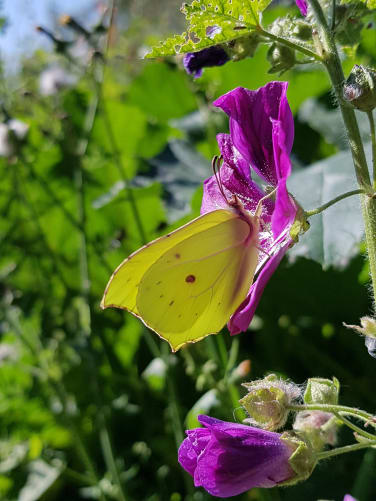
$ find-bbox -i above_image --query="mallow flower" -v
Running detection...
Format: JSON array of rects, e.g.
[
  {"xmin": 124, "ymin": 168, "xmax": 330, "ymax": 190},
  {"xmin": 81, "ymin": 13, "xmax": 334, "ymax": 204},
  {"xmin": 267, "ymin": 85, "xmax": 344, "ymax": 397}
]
[
  {"xmin": 201, "ymin": 82, "xmax": 298, "ymax": 334},
  {"xmin": 183, "ymin": 46, "xmax": 230, "ymax": 78},
  {"xmin": 178, "ymin": 414, "xmax": 315, "ymax": 498}
]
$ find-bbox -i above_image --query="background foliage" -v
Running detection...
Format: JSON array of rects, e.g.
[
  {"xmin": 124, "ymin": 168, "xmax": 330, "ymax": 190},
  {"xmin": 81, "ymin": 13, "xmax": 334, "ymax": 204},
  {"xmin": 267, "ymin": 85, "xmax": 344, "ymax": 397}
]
[{"xmin": 1, "ymin": 1, "xmax": 376, "ymax": 500}]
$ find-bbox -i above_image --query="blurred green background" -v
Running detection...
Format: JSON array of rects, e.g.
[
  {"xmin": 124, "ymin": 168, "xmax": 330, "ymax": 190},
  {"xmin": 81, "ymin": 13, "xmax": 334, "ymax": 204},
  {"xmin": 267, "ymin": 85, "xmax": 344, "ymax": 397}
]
[{"xmin": 0, "ymin": 1, "xmax": 376, "ymax": 500}]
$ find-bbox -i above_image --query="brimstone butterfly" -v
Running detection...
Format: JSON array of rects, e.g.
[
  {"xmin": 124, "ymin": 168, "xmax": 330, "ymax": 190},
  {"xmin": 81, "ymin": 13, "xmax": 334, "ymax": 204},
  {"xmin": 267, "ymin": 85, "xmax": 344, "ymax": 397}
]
[{"xmin": 101, "ymin": 196, "xmax": 261, "ymax": 352}]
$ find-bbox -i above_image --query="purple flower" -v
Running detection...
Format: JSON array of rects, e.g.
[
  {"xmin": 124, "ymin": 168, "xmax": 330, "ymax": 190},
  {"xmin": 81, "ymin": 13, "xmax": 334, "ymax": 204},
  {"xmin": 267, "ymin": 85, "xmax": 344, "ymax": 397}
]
[
  {"xmin": 178, "ymin": 415, "xmax": 295, "ymax": 497},
  {"xmin": 344, "ymin": 496, "xmax": 358, "ymax": 501},
  {"xmin": 296, "ymin": 0, "xmax": 308, "ymax": 16},
  {"xmin": 201, "ymin": 83, "xmax": 297, "ymax": 334},
  {"xmin": 183, "ymin": 46, "xmax": 230, "ymax": 78}
]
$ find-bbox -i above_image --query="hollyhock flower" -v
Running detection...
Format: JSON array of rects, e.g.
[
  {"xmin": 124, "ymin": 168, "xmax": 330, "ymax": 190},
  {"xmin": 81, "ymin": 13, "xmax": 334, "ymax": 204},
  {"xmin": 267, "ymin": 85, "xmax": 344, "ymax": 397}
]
[
  {"xmin": 183, "ymin": 46, "xmax": 230, "ymax": 78},
  {"xmin": 202, "ymin": 82, "xmax": 297, "ymax": 334},
  {"xmin": 296, "ymin": 0, "xmax": 308, "ymax": 16},
  {"xmin": 178, "ymin": 415, "xmax": 295, "ymax": 497}
]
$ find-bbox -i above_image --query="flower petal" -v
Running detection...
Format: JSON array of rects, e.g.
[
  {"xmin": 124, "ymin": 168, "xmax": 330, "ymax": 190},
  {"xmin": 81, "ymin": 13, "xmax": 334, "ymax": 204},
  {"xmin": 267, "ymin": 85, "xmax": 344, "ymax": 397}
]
[
  {"xmin": 296, "ymin": 0, "xmax": 308, "ymax": 16},
  {"xmin": 228, "ymin": 239, "xmax": 292, "ymax": 334},
  {"xmin": 213, "ymin": 83, "xmax": 294, "ymax": 186},
  {"xmin": 183, "ymin": 46, "xmax": 230, "ymax": 78},
  {"xmin": 194, "ymin": 415, "xmax": 294, "ymax": 497}
]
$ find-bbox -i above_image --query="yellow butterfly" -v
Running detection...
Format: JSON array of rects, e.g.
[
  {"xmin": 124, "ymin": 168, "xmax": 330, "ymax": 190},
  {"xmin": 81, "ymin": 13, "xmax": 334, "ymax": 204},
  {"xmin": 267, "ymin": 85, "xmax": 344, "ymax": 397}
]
[{"xmin": 101, "ymin": 196, "xmax": 261, "ymax": 352}]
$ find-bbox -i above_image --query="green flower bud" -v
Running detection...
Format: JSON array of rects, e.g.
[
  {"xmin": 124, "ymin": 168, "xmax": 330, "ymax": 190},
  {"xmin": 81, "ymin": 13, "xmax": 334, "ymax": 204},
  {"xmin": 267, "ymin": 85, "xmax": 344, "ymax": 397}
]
[
  {"xmin": 227, "ymin": 33, "xmax": 261, "ymax": 62},
  {"xmin": 304, "ymin": 377, "xmax": 340, "ymax": 405},
  {"xmin": 240, "ymin": 374, "xmax": 300, "ymax": 431},
  {"xmin": 267, "ymin": 43, "xmax": 296, "ymax": 75},
  {"xmin": 343, "ymin": 65, "xmax": 376, "ymax": 112},
  {"xmin": 293, "ymin": 411, "xmax": 337, "ymax": 451},
  {"xmin": 280, "ymin": 432, "xmax": 317, "ymax": 486}
]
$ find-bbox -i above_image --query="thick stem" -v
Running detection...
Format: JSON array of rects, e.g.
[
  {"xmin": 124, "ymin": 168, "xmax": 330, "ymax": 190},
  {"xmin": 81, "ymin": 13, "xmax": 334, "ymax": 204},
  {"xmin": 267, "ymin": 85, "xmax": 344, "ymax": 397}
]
[
  {"xmin": 367, "ymin": 111, "xmax": 376, "ymax": 188},
  {"xmin": 307, "ymin": 0, "xmax": 376, "ymax": 306}
]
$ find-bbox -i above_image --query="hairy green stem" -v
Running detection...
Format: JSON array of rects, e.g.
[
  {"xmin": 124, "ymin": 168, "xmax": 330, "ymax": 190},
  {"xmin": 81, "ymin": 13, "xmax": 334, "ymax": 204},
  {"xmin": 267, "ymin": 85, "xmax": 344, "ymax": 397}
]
[
  {"xmin": 307, "ymin": 0, "xmax": 376, "ymax": 306},
  {"xmin": 333, "ymin": 411, "xmax": 376, "ymax": 441},
  {"xmin": 288, "ymin": 403, "xmax": 376, "ymax": 426},
  {"xmin": 257, "ymin": 27, "xmax": 322, "ymax": 61},
  {"xmin": 305, "ymin": 189, "xmax": 365, "ymax": 217},
  {"xmin": 367, "ymin": 111, "xmax": 376, "ymax": 188},
  {"xmin": 317, "ymin": 440, "xmax": 376, "ymax": 461}
]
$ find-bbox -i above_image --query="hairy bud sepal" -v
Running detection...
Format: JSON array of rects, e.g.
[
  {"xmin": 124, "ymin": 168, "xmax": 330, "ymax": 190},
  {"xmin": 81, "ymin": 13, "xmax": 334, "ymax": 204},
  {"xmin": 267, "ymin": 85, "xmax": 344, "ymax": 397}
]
[
  {"xmin": 304, "ymin": 377, "xmax": 340, "ymax": 405},
  {"xmin": 240, "ymin": 374, "xmax": 300, "ymax": 431},
  {"xmin": 279, "ymin": 432, "xmax": 317, "ymax": 486}
]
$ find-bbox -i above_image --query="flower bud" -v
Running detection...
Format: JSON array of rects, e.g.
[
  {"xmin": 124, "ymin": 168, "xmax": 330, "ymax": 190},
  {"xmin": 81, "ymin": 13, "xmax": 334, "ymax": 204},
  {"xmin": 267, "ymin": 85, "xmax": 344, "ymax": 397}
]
[
  {"xmin": 343, "ymin": 65, "xmax": 376, "ymax": 112},
  {"xmin": 228, "ymin": 33, "xmax": 261, "ymax": 62},
  {"xmin": 183, "ymin": 46, "xmax": 229, "ymax": 78},
  {"xmin": 240, "ymin": 374, "xmax": 300, "ymax": 431},
  {"xmin": 279, "ymin": 432, "xmax": 317, "ymax": 486},
  {"xmin": 344, "ymin": 316, "xmax": 376, "ymax": 358},
  {"xmin": 267, "ymin": 43, "xmax": 296, "ymax": 75},
  {"xmin": 293, "ymin": 411, "xmax": 337, "ymax": 450},
  {"xmin": 304, "ymin": 377, "xmax": 339, "ymax": 405}
]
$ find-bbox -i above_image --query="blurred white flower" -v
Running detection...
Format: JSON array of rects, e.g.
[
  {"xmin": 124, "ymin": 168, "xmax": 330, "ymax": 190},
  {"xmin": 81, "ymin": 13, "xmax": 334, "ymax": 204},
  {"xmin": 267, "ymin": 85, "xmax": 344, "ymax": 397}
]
[{"xmin": 39, "ymin": 66, "xmax": 77, "ymax": 96}]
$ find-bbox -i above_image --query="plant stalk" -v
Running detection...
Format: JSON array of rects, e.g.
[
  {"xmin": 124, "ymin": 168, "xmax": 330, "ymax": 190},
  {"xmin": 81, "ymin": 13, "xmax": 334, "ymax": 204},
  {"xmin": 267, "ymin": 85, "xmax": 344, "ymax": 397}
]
[{"xmin": 308, "ymin": 0, "xmax": 376, "ymax": 306}]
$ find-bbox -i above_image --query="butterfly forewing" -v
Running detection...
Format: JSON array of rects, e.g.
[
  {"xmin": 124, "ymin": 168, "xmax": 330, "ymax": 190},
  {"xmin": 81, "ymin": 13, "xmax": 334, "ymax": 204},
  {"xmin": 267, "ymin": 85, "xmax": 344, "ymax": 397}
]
[{"xmin": 101, "ymin": 209, "xmax": 238, "ymax": 313}]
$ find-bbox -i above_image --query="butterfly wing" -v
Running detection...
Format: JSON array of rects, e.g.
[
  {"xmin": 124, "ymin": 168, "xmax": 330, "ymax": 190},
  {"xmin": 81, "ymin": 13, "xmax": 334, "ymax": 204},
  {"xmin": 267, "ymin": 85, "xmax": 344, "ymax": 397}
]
[
  {"xmin": 101, "ymin": 209, "xmax": 241, "ymax": 314},
  {"xmin": 101, "ymin": 209, "xmax": 259, "ymax": 351}
]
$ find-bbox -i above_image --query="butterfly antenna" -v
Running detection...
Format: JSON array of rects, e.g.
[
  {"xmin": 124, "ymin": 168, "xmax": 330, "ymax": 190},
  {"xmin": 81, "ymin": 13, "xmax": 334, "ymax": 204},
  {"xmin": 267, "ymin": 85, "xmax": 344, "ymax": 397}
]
[
  {"xmin": 255, "ymin": 187, "xmax": 278, "ymax": 218},
  {"xmin": 212, "ymin": 155, "xmax": 229, "ymax": 204}
]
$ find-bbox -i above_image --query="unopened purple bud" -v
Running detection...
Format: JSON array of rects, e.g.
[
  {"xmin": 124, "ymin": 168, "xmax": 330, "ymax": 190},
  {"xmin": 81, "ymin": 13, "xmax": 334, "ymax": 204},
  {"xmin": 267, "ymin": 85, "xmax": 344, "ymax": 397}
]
[
  {"xmin": 183, "ymin": 46, "xmax": 230, "ymax": 78},
  {"xmin": 343, "ymin": 65, "xmax": 376, "ymax": 112},
  {"xmin": 293, "ymin": 411, "xmax": 337, "ymax": 450}
]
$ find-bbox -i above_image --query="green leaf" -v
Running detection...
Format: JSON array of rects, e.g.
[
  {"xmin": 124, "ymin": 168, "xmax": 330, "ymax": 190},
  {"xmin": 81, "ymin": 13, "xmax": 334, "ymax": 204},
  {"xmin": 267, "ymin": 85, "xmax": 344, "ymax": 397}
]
[
  {"xmin": 147, "ymin": 0, "xmax": 270, "ymax": 57},
  {"xmin": 287, "ymin": 144, "xmax": 372, "ymax": 269}
]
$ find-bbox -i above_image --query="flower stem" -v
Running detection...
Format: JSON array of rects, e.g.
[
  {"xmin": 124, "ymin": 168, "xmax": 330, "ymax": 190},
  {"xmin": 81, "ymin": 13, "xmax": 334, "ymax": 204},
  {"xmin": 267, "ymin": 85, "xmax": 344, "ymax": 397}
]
[
  {"xmin": 367, "ymin": 110, "xmax": 376, "ymax": 188},
  {"xmin": 333, "ymin": 411, "xmax": 376, "ymax": 441},
  {"xmin": 307, "ymin": 0, "xmax": 376, "ymax": 306},
  {"xmin": 287, "ymin": 403, "xmax": 376, "ymax": 426},
  {"xmin": 316, "ymin": 440, "xmax": 376, "ymax": 461},
  {"xmin": 257, "ymin": 27, "xmax": 322, "ymax": 62},
  {"xmin": 305, "ymin": 189, "xmax": 365, "ymax": 217}
]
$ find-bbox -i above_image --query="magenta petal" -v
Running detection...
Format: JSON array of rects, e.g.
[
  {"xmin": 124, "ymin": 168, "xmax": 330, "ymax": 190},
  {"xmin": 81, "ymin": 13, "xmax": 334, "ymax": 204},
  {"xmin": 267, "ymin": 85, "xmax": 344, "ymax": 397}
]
[
  {"xmin": 178, "ymin": 415, "xmax": 294, "ymax": 498},
  {"xmin": 271, "ymin": 119, "xmax": 297, "ymax": 237},
  {"xmin": 213, "ymin": 83, "xmax": 293, "ymax": 186},
  {"xmin": 178, "ymin": 428, "xmax": 211, "ymax": 476},
  {"xmin": 343, "ymin": 496, "xmax": 357, "ymax": 501},
  {"xmin": 228, "ymin": 240, "xmax": 291, "ymax": 334},
  {"xmin": 296, "ymin": 0, "xmax": 308, "ymax": 16}
]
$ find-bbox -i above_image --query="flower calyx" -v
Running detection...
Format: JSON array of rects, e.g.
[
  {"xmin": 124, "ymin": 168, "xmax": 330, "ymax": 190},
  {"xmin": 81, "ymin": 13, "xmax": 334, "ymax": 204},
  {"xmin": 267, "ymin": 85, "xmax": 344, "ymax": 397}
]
[
  {"xmin": 240, "ymin": 374, "xmax": 300, "ymax": 431},
  {"xmin": 280, "ymin": 432, "xmax": 317, "ymax": 486}
]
